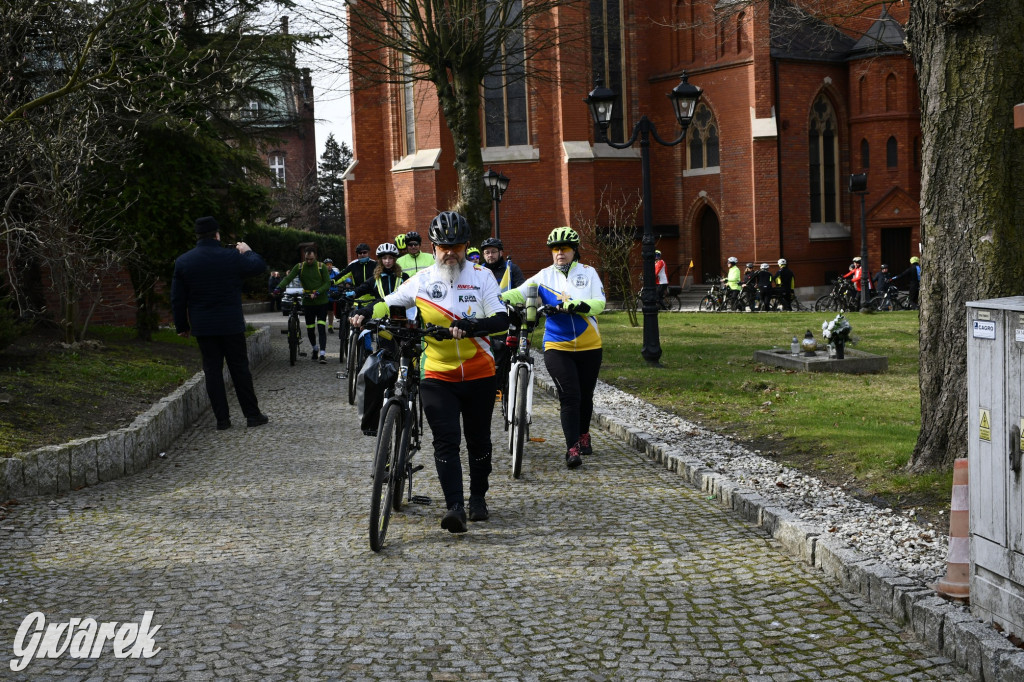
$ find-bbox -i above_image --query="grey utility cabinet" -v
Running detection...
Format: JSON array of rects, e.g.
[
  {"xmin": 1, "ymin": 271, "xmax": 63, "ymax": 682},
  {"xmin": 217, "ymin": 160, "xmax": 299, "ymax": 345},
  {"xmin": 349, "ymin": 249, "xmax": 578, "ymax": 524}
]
[{"xmin": 967, "ymin": 296, "xmax": 1024, "ymax": 637}]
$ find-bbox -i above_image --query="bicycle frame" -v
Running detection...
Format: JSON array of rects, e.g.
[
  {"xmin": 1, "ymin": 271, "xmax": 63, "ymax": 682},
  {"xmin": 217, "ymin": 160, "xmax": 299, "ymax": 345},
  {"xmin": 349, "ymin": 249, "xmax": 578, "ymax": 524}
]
[{"xmin": 504, "ymin": 320, "xmax": 536, "ymax": 432}]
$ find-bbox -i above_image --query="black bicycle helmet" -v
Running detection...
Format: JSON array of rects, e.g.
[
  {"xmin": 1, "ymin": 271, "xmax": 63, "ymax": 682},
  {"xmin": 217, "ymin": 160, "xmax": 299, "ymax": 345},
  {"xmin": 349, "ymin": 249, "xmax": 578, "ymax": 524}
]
[
  {"xmin": 428, "ymin": 212, "xmax": 470, "ymax": 246},
  {"xmin": 481, "ymin": 237, "xmax": 504, "ymax": 251},
  {"xmin": 405, "ymin": 230, "xmax": 422, "ymax": 244},
  {"xmin": 546, "ymin": 227, "xmax": 580, "ymax": 248}
]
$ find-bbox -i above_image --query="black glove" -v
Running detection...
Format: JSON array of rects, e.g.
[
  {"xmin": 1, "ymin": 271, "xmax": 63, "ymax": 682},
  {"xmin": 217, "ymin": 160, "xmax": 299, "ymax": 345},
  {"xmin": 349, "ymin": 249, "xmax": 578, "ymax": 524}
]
[
  {"xmin": 451, "ymin": 317, "xmax": 479, "ymax": 333},
  {"xmin": 565, "ymin": 300, "xmax": 590, "ymax": 314}
]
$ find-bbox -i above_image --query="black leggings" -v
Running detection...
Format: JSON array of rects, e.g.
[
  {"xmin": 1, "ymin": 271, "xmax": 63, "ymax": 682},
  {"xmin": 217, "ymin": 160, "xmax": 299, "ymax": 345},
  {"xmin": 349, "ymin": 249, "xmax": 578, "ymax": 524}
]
[
  {"xmin": 304, "ymin": 304, "xmax": 328, "ymax": 350},
  {"xmin": 420, "ymin": 375, "xmax": 496, "ymax": 509},
  {"xmin": 544, "ymin": 348, "xmax": 602, "ymax": 450}
]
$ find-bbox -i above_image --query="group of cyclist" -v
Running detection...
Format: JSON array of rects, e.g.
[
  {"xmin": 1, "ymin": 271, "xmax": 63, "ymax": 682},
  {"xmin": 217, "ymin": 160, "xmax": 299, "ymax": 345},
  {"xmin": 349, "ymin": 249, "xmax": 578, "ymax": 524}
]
[
  {"xmin": 326, "ymin": 214, "xmax": 606, "ymax": 535},
  {"xmin": 720, "ymin": 252, "xmax": 921, "ymax": 312},
  {"xmin": 838, "ymin": 255, "xmax": 922, "ymax": 309},
  {"xmin": 723, "ymin": 257, "xmax": 796, "ymax": 312}
]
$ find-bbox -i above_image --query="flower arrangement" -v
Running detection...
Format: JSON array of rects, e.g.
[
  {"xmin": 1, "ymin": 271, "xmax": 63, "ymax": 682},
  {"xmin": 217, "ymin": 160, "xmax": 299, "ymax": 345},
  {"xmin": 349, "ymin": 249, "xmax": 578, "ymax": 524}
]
[{"xmin": 821, "ymin": 314, "xmax": 852, "ymax": 346}]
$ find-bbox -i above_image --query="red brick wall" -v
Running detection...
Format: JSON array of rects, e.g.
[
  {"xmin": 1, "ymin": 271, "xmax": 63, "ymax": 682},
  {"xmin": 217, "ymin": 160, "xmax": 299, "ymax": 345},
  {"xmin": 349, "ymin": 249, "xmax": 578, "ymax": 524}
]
[{"xmin": 345, "ymin": 0, "xmax": 921, "ymax": 291}]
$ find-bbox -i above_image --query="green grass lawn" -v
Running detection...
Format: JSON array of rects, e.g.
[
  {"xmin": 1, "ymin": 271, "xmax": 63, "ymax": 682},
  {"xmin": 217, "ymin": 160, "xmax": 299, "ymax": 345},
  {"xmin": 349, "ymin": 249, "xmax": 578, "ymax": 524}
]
[{"xmin": 595, "ymin": 310, "xmax": 951, "ymax": 508}]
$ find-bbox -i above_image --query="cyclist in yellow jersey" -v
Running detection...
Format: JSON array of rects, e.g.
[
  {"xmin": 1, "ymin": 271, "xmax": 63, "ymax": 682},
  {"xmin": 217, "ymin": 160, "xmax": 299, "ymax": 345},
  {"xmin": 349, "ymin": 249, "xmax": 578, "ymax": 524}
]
[
  {"xmin": 501, "ymin": 227, "xmax": 605, "ymax": 469},
  {"xmin": 351, "ymin": 212, "xmax": 507, "ymax": 533}
]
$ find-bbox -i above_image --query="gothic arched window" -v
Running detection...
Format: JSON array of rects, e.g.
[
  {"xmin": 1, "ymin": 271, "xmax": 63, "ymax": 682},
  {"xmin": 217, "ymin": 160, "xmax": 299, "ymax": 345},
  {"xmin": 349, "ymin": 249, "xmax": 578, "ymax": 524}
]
[
  {"xmin": 808, "ymin": 95, "xmax": 839, "ymax": 224},
  {"xmin": 687, "ymin": 103, "xmax": 720, "ymax": 170}
]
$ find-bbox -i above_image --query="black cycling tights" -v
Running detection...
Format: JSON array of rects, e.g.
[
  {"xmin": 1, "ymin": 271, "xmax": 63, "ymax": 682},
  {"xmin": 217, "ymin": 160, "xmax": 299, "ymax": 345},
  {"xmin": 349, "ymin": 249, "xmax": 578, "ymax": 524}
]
[
  {"xmin": 544, "ymin": 348, "xmax": 603, "ymax": 450},
  {"xmin": 304, "ymin": 304, "xmax": 328, "ymax": 351},
  {"xmin": 420, "ymin": 375, "xmax": 496, "ymax": 509}
]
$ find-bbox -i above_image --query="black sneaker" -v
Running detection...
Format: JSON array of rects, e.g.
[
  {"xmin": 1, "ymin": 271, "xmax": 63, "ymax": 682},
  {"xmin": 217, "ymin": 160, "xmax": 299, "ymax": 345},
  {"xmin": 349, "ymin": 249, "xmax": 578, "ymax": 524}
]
[
  {"xmin": 247, "ymin": 413, "xmax": 269, "ymax": 428},
  {"xmin": 216, "ymin": 420, "xmax": 232, "ymax": 431},
  {"xmin": 441, "ymin": 504, "xmax": 468, "ymax": 533},
  {"xmin": 578, "ymin": 432, "xmax": 593, "ymax": 456},
  {"xmin": 566, "ymin": 444, "xmax": 583, "ymax": 469},
  {"xmin": 467, "ymin": 497, "xmax": 489, "ymax": 522}
]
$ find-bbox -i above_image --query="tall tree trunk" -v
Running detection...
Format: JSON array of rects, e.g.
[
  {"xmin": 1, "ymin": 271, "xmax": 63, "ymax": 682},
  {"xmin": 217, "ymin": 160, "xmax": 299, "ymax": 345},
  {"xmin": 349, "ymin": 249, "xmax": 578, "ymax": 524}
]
[
  {"xmin": 129, "ymin": 265, "xmax": 159, "ymax": 342},
  {"xmin": 435, "ymin": 69, "xmax": 493, "ymax": 245},
  {"xmin": 907, "ymin": 1, "xmax": 1024, "ymax": 471}
]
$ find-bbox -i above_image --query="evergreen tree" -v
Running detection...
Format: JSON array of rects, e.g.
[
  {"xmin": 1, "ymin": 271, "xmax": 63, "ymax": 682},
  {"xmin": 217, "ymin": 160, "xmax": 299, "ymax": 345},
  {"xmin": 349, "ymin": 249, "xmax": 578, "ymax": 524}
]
[{"xmin": 318, "ymin": 133, "xmax": 352, "ymax": 235}]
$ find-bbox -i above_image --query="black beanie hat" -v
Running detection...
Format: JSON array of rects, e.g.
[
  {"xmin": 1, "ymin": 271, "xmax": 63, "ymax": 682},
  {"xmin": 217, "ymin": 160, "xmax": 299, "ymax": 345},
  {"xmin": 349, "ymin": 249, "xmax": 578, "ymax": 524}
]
[{"xmin": 194, "ymin": 216, "xmax": 220, "ymax": 234}]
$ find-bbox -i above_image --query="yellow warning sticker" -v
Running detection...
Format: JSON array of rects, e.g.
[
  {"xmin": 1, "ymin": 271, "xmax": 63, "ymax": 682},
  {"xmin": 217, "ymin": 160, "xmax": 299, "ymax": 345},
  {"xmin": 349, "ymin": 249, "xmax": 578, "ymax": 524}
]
[{"xmin": 979, "ymin": 408, "xmax": 991, "ymax": 441}]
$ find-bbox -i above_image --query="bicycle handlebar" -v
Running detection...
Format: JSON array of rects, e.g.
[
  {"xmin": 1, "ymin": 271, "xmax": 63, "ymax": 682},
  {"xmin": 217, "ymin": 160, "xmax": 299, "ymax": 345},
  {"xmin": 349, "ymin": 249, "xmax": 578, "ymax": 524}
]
[{"xmin": 362, "ymin": 319, "xmax": 491, "ymax": 340}]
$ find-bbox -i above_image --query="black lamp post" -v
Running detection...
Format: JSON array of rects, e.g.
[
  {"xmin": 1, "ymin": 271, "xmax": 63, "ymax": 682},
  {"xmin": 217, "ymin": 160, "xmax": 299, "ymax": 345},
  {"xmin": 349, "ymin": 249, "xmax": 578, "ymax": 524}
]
[
  {"xmin": 483, "ymin": 168, "xmax": 510, "ymax": 240},
  {"xmin": 586, "ymin": 73, "xmax": 702, "ymax": 366},
  {"xmin": 849, "ymin": 173, "xmax": 869, "ymax": 310}
]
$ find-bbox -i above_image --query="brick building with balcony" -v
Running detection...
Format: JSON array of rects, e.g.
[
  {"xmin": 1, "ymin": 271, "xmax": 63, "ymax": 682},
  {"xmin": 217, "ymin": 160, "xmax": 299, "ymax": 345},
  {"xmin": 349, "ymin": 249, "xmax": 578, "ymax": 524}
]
[{"xmin": 343, "ymin": 1, "xmax": 920, "ymax": 291}]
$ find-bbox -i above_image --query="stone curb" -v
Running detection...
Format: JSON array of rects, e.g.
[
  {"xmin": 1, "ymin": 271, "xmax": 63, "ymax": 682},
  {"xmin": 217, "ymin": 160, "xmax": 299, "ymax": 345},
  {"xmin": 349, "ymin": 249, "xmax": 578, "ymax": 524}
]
[
  {"xmin": 0, "ymin": 326, "xmax": 272, "ymax": 501},
  {"xmin": 535, "ymin": 374, "xmax": 1024, "ymax": 682}
]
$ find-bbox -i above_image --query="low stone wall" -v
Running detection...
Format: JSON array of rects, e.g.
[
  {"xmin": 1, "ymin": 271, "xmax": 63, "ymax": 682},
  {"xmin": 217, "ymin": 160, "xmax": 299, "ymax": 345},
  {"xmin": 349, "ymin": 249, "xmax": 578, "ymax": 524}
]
[{"xmin": 0, "ymin": 326, "xmax": 271, "ymax": 501}]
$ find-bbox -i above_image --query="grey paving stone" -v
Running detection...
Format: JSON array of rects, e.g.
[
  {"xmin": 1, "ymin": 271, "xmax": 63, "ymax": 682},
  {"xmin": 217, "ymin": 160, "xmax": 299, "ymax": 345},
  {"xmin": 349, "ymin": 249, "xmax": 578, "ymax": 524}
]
[{"xmin": 0, "ymin": 313, "xmax": 985, "ymax": 680}]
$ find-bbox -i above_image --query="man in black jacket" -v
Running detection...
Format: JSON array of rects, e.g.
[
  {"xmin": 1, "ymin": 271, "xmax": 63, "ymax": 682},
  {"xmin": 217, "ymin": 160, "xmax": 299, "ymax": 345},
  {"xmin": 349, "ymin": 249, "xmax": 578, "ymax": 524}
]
[{"xmin": 171, "ymin": 216, "xmax": 269, "ymax": 430}]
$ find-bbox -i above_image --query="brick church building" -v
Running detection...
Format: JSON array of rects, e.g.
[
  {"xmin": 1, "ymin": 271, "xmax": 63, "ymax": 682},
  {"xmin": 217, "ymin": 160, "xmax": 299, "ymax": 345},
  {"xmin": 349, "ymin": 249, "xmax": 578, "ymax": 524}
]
[{"xmin": 344, "ymin": 0, "xmax": 920, "ymax": 290}]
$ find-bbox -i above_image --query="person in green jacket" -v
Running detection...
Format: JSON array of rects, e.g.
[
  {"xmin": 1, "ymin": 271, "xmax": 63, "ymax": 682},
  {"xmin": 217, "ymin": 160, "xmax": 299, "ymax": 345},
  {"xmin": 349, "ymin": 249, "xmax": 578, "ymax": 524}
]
[
  {"xmin": 723, "ymin": 256, "xmax": 742, "ymax": 310},
  {"xmin": 277, "ymin": 247, "xmax": 333, "ymax": 363},
  {"xmin": 396, "ymin": 231, "xmax": 435, "ymax": 276}
]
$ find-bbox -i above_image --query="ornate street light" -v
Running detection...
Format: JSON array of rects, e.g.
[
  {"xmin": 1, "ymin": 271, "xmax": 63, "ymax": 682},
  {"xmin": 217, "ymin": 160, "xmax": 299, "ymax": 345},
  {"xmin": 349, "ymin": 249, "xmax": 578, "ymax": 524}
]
[
  {"xmin": 483, "ymin": 168, "xmax": 511, "ymax": 240},
  {"xmin": 586, "ymin": 73, "xmax": 702, "ymax": 366}
]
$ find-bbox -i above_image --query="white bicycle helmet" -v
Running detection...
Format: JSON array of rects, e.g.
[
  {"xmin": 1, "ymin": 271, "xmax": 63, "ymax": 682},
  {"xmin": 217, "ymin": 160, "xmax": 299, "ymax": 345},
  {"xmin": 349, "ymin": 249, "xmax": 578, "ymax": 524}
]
[
  {"xmin": 760, "ymin": 263, "xmax": 770, "ymax": 270},
  {"xmin": 727, "ymin": 256, "xmax": 738, "ymax": 264},
  {"xmin": 777, "ymin": 258, "xmax": 787, "ymax": 266},
  {"xmin": 376, "ymin": 242, "xmax": 399, "ymax": 257}
]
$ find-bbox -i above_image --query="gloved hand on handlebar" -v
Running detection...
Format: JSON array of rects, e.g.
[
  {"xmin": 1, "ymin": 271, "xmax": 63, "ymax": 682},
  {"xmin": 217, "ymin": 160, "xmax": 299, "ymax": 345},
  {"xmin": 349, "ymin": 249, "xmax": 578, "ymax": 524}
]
[
  {"xmin": 451, "ymin": 318, "xmax": 478, "ymax": 333},
  {"xmin": 564, "ymin": 300, "xmax": 591, "ymax": 314},
  {"xmin": 272, "ymin": 288, "xmax": 282, "ymax": 297}
]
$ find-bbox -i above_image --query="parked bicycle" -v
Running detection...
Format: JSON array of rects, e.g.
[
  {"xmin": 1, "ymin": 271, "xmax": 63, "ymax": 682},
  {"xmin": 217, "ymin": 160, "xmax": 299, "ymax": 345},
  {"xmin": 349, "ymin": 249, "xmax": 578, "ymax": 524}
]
[
  {"xmin": 632, "ymin": 285, "xmax": 683, "ymax": 312},
  {"xmin": 765, "ymin": 291, "xmax": 809, "ymax": 312},
  {"xmin": 278, "ymin": 292, "xmax": 306, "ymax": 365},
  {"xmin": 698, "ymin": 275, "xmax": 729, "ymax": 311},
  {"xmin": 814, "ymin": 278, "xmax": 859, "ymax": 312},
  {"xmin": 872, "ymin": 284, "xmax": 908, "ymax": 311}
]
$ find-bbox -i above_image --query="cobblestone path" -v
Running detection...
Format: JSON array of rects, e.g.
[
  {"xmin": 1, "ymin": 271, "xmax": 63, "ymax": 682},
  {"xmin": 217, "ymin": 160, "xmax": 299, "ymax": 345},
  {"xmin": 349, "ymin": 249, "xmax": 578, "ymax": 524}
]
[{"xmin": 0, "ymin": 313, "xmax": 969, "ymax": 680}]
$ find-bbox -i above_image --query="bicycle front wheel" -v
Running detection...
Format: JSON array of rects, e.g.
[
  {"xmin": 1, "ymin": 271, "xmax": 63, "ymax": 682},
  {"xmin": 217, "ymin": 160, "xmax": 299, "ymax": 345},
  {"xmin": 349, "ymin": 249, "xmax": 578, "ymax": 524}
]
[
  {"xmin": 666, "ymin": 293, "xmax": 683, "ymax": 311},
  {"xmin": 337, "ymin": 315, "xmax": 350, "ymax": 364},
  {"xmin": 369, "ymin": 401, "xmax": 403, "ymax": 552},
  {"xmin": 698, "ymin": 295, "xmax": 716, "ymax": 312},
  {"xmin": 814, "ymin": 295, "xmax": 834, "ymax": 312},
  {"xmin": 510, "ymin": 365, "xmax": 530, "ymax": 479},
  {"xmin": 288, "ymin": 314, "xmax": 299, "ymax": 366},
  {"xmin": 347, "ymin": 332, "xmax": 361, "ymax": 405}
]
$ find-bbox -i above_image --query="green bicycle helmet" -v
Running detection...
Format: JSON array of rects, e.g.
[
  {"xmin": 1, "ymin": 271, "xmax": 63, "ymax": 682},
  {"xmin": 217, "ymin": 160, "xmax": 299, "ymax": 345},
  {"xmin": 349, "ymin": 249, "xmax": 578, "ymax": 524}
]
[{"xmin": 546, "ymin": 227, "xmax": 580, "ymax": 248}]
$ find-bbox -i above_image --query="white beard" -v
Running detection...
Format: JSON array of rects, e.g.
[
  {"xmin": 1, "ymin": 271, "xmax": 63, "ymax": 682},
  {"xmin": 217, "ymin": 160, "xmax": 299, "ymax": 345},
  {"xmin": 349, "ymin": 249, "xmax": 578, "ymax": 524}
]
[{"xmin": 437, "ymin": 258, "xmax": 464, "ymax": 282}]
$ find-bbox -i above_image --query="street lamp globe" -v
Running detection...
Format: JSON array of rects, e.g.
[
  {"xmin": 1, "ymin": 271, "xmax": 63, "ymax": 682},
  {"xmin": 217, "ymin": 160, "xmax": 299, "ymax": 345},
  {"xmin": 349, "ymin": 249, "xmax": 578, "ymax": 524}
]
[
  {"xmin": 585, "ymin": 79, "xmax": 617, "ymax": 133},
  {"xmin": 483, "ymin": 167, "xmax": 510, "ymax": 203},
  {"xmin": 668, "ymin": 73, "xmax": 702, "ymax": 128}
]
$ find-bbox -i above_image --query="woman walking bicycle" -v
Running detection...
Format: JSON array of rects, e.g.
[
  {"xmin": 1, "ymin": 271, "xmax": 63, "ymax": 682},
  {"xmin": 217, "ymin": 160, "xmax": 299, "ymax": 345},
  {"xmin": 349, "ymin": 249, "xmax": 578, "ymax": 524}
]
[{"xmin": 502, "ymin": 227, "xmax": 605, "ymax": 470}]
